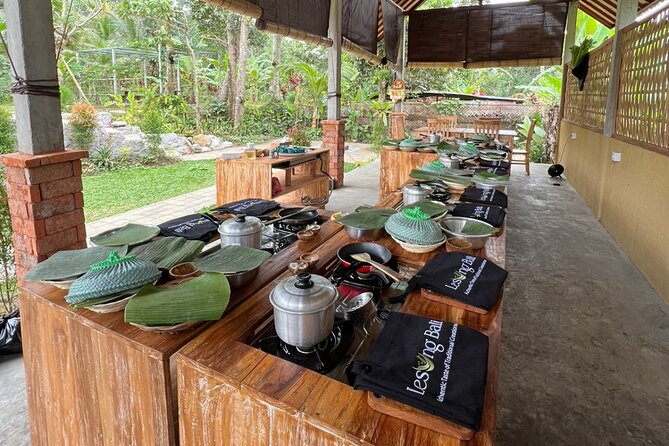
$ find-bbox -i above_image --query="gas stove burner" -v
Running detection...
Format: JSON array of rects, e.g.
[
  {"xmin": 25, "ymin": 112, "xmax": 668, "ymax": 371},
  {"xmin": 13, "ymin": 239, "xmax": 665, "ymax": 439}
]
[
  {"xmin": 255, "ymin": 320, "xmax": 355, "ymax": 374},
  {"xmin": 331, "ymin": 264, "xmax": 391, "ymax": 292},
  {"xmin": 275, "ymin": 221, "xmax": 309, "ymax": 233}
]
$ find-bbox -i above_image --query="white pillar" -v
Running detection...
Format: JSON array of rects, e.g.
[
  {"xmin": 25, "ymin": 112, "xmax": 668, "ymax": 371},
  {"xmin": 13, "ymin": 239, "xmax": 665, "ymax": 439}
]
[
  {"xmin": 327, "ymin": 0, "xmax": 342, "ymax": 120},
  {"xmin": 603, "ymin": 0, "xmax": 638, "ymax": 136},
  {"xmin": 562, "ymin": 1, "xmax": 579, "ymax": 64},
  {"xmin": 5, "ymin": 0, "xmax": 64, "ymax": 155},
  {"xmin": 393, "ymin": 17, "xmax": 406, "ymax": 113},
  {"xmin": 111, "ymin": 48, "xmax": 118, "ymax": 95}
]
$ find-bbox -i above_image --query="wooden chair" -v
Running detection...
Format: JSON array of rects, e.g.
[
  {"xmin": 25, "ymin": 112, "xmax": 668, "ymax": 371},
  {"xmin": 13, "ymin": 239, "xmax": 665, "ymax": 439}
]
[
  {"xmin": 426, "ymin": 119, "xmax": 440, "ymax": 134},
  {"xmin": 436, "ymin": 115, "xmax": 458, "ymax": 135},
  {"xmin": 508, "ymin": 119, "xmax": 534, "ymax": 175},
  {"xmin": 474, "ymin": 118, "xmax": 501, "ymax": 140}
]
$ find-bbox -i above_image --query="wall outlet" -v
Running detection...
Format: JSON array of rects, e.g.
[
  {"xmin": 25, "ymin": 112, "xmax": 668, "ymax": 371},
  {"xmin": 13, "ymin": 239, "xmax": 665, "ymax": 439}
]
[
  {"xmin": 612, "ymin": 152, "xmax": 622, "ymax": 162},
  {"xmin": 570, "ymin": 132, "xmax": 577, "ymax": 140}
]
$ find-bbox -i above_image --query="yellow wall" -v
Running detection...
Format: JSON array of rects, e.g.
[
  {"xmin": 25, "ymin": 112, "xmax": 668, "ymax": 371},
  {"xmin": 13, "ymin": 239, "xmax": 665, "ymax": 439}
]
[{"xmin": 559, "ymin": 122, "xmax": 669, "ymax": 303}]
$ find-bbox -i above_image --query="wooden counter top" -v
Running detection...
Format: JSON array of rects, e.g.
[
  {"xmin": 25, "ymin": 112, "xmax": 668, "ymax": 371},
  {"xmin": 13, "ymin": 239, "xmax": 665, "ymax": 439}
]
[
  {"xmin": 176, "ymin": 194, "xmax": 507, "ymax": 446},
  {"xmin": 18, "ymin": 212, "xmax": 345, "ymax": 446}
]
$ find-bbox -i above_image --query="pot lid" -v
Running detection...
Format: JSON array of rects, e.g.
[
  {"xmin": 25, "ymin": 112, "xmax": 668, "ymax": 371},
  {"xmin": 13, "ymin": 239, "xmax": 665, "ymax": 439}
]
[
  {"xmin": 218, "ymin": 214, "xmax": 264, "ymax": 236},
  {"xmin": 403, "ymin": 183, "xmax": 434, "ymax": 195},
  {"xmin": 269, "ymin": 273, "xmax": 337, "ymax": 314}
]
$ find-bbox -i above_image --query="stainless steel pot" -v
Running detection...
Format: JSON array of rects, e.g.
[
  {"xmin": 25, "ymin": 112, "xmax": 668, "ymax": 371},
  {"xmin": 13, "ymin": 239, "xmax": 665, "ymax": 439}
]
[
  {"xmin": 402, "ymin": 183, "xmax": 434, "ymax": 205},
  {"xmin": 269, "ymin": 273, "xmax": 338, "ymax": 348},
  {"xmin": 439, "ymin": 153, "xmax": 460, "ymax": 169},
  {"xmin": 218, "ymin": 214, "xmax": 263, "ymax": 249},
  {"xmin": 343, "ymin": 225, "xmax": 385, "ymax": 241},
  {"xmin": 340, "ymin": 292, "xmax": 377, "ymax": 326},
  {"xmin": 226, "ymin": 266, "xmax": 260, "ymax": 290},
  {"xmin": 427, "ymin": 133, "xmax": 441, "ymax": 144}
]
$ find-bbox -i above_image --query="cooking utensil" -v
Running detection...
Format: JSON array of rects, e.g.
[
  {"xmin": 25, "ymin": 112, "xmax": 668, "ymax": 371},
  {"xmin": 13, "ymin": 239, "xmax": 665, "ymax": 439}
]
[
  {"xmin": 350, "ymin": 253, "xmax": 402, "ymax": 282},
  {"xmin": 402, "ymin": 183, "xmax": 434, "ymax": 205},
  {"xmin": 265, "ymin": 206, "xmax": 318, "ymax": 226},
  {"xmin": 218, "ymin": 214, "xmax": 264, "ymax": 249},
  {"xmin": 339, "ymin": 292, "xmax": 377, "ymax": 326},
  {"xmin": 440, "ymin": 216, "xmax": 497, "ymax": 249},
  {"xmin": 269, "ymin": 273, "xmax": 338, "ymax": 348},
  {"xmin": 337, "ymin": 242, "xmax": 392, "ymax": 275},
  {"xmin": 226, "ymin": 267, "xmax": 260, "ymax": 289},
  {"xmin": 343, "ymin": 225, "xmax": 385, "ymax": 242},
  {"xmin": 426, "ymin": 133, "xmax": 441, "ymax": 144}
]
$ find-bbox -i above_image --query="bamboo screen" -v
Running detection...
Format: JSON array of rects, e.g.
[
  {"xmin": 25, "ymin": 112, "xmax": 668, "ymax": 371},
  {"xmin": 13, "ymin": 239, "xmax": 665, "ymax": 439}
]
[
  {"xmin": 563, "ymin": 39, "xmax": 613, "ymax": 131},
  {"xmin": 615, "ymin": 8, "xmax": 669, "ymax": 154}
]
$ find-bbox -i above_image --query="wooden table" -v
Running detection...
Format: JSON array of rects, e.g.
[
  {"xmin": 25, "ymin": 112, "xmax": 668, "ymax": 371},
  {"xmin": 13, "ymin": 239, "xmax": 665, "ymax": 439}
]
[
  {"xmin": 216, "ymin": 148, "xmax": 331, "ymax": 206},
  {"xmin": 379, "ymin": 149, "xmax": 438, "ymax": 201},
  {"xmin": 412, "ymin": 127, "xmax": 517, "ymax": 148},
  {"xmin": 19, "ymin": 216, "xmax": 343, "ymax": 446},
  {"xmin": 176, "ymin": 193, "xmax": 506, "ymax": 446}
]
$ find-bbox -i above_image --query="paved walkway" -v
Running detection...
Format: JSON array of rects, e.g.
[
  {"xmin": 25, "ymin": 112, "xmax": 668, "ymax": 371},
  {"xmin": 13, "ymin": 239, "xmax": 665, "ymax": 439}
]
[{"xmin": 3, "ymin": 163, "xmax": 667, "ymax": 445}]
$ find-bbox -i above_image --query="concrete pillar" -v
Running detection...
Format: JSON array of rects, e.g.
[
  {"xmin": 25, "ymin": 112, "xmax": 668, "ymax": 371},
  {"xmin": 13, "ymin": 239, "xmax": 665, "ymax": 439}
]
[
  {"xmin": 562, "ymin": 1, "xmax": 579, "ymax": 64},
  {"xmin": 603, "ymin": 0, "xmax": 638, "ymax": 136},
  {"xmin": 2, "ymin": 0, "xmax": 88, "ymax": 282},
  {"xmin": 5, "ymin": 0, "xmax": 64, "ymax": 155},
  {"xmin": 324, "ymin": 0, "xmax": 345, "ymax": 188}
]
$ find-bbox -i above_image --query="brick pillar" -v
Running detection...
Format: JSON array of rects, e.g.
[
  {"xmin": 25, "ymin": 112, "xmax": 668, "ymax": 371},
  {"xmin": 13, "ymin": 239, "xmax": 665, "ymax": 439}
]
[
  {"xmin": 322, "ymin": 119, "xmax": 346, "ymax": 188},
  {"xmin": 391, "ymin": 112, "xmax": 406, "ymax": 140},
  {"xmin": 0, "ymin": 150, "xmax": 88, "ymax": 282}
]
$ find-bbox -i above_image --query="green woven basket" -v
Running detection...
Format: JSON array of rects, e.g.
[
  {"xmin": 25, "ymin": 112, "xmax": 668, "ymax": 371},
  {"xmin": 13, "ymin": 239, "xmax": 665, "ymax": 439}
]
[
  {"xmin": 66, "ymin": 252, "xmax": 162, "ymax": 305},
  {"xmin": 385, "ymin": 207, "xmax": 444, "ymax": 245}
]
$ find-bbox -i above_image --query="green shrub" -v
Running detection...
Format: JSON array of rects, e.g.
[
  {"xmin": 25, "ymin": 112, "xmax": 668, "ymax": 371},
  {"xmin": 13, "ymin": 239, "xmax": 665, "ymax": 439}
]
[
  {"xmin": 287, "ymin": 124, "xmax": 310, "ymax": 147},
  {"xmin": 0, "ymin": 108, "xmax": 16, "ymax": 155},
  {"xmin": 70, "ymin": 102, "xmax": 98, "ymax": 151},
  {"xmin": 0, "ymin": 109, "xmax": 16, "ymax": 314}
]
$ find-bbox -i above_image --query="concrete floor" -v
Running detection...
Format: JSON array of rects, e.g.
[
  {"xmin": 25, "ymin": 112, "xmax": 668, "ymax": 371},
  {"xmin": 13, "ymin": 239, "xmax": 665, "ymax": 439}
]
[{"xmin": 1, "ymin": 163, "xmax": 667, "ymax": 445}]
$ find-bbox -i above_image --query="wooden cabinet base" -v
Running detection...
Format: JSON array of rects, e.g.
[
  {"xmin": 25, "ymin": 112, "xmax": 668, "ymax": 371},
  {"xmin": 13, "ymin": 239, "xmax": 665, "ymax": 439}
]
[{"xmin": 379, "ymin": 150, "xmax": 438, "ymax": 201}]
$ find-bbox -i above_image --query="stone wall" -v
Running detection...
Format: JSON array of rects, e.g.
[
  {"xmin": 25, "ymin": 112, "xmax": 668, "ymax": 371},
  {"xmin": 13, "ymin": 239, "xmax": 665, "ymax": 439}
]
[{"xmin": 62, "ymin": 112, "xmax": 233, "ymax": 160}]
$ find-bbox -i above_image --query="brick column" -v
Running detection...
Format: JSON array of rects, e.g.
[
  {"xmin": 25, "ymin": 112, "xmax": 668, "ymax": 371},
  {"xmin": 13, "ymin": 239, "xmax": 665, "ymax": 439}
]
[
  {"xmin": 0, "ymin": 150, "xmax": 88, "ymax": 282},
  {"xmin": 322, "ymin": 119, "xmax": 346, "ymax": 188},
  {"xmin": 391, "ymin": 112, "xmax": 406, "ymax": 140}
]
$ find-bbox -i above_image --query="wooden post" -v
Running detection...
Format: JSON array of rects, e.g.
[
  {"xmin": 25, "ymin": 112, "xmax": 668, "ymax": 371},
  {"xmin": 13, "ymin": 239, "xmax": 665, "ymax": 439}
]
[
  {"xmin": 603, "ymin": 0, "xmax": 638, "ymax": 137},
  {"xmin": 393, "ymin": 16, "xmax": 406, "ymax": 114},
  {"xmin": 327, "ymin": 0, "xmax": 342, "ymax": 120},
  {"xmin": 4, "ymin": 0, "xmax": 64, "ymax": 155},
  {"xmin": 111, "ymin": 48, "xmax": 118, "ymax": 96},
  {"xmin": 562, "ymin": 1, "xmax": 579, "ymax": 64}
]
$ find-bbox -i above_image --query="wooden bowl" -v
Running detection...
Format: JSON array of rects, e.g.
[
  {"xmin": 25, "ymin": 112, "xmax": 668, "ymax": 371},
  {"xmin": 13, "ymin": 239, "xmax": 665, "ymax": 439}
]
[
  {"xmin": 297, "ymin": 229, "xmax": 315, "ymax": 241},
  {"xmin": 446, "ymin": 237, "xmax": 473, "ymax": 255},
  {"xmin": 299, "ymin": 252, "xmax": 320, "ymax": 268},
  {"xmin": 169, "ymin": 262, "xmax": 202, "ymax": 280}
]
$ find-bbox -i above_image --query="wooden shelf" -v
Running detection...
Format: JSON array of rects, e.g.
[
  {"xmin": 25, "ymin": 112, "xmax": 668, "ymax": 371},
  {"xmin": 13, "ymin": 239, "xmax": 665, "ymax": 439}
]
[{"xmin": 276, "ymin": 174, "xmax": 329, "ymax": 197}]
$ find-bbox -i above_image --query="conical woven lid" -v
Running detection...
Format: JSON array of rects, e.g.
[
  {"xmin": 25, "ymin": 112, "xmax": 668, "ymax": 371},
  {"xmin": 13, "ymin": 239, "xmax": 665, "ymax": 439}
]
[
  {"xmin": 385, "ymin": 208, "xmax": 444, "ymax": 245},
  {"xmin": 66, "ymin": 252, "xmax": 162, "ymax": 305}
]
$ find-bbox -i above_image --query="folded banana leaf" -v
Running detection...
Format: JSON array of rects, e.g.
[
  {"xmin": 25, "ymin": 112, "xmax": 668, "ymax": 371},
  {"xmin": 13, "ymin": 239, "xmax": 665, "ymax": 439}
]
[
  {"xmin": 194, "ymin": 245, "xmax": 271, "ymax": 274},
  {"xmin": 410, "ymin": 169, "xmax": 473, "ymax": 187},
  {"xmin": 436, "ymin": 141, "xmax": 459, "ymax": 154},
  {"xmin": 91, "ymin": 223, "xmax": 160, "ymax": 247},
  {"xmin": 124, "ymin": 272, "xmax": 231, "ymax": 326},
  {"xmin": 24, "ymin": 246, "xmax": 129, "ymax": 281},
  {"xmin": 473, "ymin": 171, "xmax": 510, "ymax": 181},
  {"xmin": 337, "ymin": 207, "xmax": 397, "ymax": 229},
  {"xmin": 454, "ymin": 220, "xmax": 497, "ymax": 236},
  {"xmin": 402, "ymin": 200, "xmax": 449, "ymax": 218},
  {"xmin": 129, "ymin": 236, "xmax": 205, "ymax": 270}
]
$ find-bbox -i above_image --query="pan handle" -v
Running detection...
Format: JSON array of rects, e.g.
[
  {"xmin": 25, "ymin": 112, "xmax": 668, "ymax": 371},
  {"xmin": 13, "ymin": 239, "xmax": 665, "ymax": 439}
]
[{"xmin": 332, "ymin": 260, "xmax": 362, "ymax": 287}]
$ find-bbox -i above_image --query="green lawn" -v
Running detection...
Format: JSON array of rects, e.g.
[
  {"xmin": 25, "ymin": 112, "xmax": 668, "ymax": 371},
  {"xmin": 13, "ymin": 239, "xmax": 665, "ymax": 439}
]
[{"xmin": 83, "ymin": 160, "xmax": 216, "ymax": 222}]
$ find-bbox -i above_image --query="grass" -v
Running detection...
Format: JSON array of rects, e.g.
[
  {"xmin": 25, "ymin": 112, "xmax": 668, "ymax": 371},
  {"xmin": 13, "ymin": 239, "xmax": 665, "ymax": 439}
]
[
  {"xmin": 344, "ymin": 158, "xmax": 375, "ymax": 173},
  {"xmin": 83, "ymin": 160, "xmax": 216, "ymax": 222}
]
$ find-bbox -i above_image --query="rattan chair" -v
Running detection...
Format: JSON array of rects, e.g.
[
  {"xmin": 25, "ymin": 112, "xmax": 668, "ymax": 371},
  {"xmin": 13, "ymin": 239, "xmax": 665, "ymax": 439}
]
[
  {"xmin": 474, "ymin": 118, "xmax": 501, "ymax": 140},
  {"xmin": 509, "ymin": 119, "xmax": 534, "ymax": 175}
]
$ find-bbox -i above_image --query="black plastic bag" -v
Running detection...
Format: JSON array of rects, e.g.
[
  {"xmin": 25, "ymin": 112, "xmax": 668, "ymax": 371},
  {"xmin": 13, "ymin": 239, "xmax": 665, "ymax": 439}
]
[
  {"xmin": 0, "ymin": 309, "xmax": 22, "ymax": 355},
  {"xmin": 571, "ymin": 52, "xmax": 590, "ymax": 91}
]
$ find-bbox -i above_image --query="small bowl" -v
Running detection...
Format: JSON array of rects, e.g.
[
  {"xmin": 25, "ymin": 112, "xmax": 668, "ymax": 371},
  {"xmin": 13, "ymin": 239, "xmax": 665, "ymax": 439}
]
[
  {"xmin": 446, "ymin": 237, "xmax": 473, "ymax": 255},
  {"xmin": 299, "ymin": 252, "xmax": 320, "ymax": 268},
  {"xmin": 297, "ymin": 229, "xmax": 315, "ymax": 241},
  {"xmin": 306, "ymin": 223, "xmax": 321, "ymax": 234},
  {"xmin": 169, "ymin": 262, "xmax": 202, "ymax": 280},
  {"xmin": 288, "ymin": 261, "xmax": 309, "ymax": 275}
]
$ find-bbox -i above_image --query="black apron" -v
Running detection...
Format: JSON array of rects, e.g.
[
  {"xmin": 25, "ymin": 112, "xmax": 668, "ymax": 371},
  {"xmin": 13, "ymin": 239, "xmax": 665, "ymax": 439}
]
[
  {"xmin": 350, "ymin": 312, "xmax": 488, "ymax": 431},
  {"xmin": 159, "ymin": 214, "xmax": 219, "ymax": 241},
  {"xmin": 479, "ymin": 159, "xmax": 510, "ymax": 170},
  {"xmin": 213, "ymin": 198, "xmax": 280, "ymax": 216},
  {"xmin": 449, "ymin": 203, "xmax": 506, "ymax": 228},
  {"xmin": 459, "ymin": 186, "xmax": 508, "ymax": 209},
  {"xmin": 405, "ymin": 252, "xmax": 508, "ymax": 311}
]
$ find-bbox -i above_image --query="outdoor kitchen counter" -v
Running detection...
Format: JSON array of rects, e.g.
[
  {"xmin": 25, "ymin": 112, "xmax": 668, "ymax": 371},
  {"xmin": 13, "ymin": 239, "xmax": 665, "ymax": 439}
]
[
  {"xmin": 18, "ymin": 216, "xmax": 345, "ymax": 446},
  {"xmin": 379, "ymin": 149, "xmax": 438, "ymax": 202},
  {"xmin": 175, "ymin": 193, "xmax": 506, "ymax": 446}
]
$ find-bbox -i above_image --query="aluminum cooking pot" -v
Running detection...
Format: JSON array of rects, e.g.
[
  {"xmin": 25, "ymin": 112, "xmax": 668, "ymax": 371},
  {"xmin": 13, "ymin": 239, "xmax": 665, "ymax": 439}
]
[
  {"xmin": 218, "ymin": 214, "xmax": 263, "ymax": 249},
  {"xmin": 269, "ymin": 273, "xmax": 338, "ymax": 348},
  {"xmin": 402, "ymin": 183, "xmax": 434, "ymax": 205},
  {"xmin": 426, "ymin": 133, "xmax": 441, "ymax": 144}
]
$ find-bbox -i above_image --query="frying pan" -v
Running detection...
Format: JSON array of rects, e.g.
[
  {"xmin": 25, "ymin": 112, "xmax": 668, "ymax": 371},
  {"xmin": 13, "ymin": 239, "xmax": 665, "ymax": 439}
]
[
  {"xmin": 337, "ymin": 242, "xmax": 392, "ymax": 276},
  {"xmin": 273, "ymin": 208, "xmax": 319, "ymax": 226}
]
